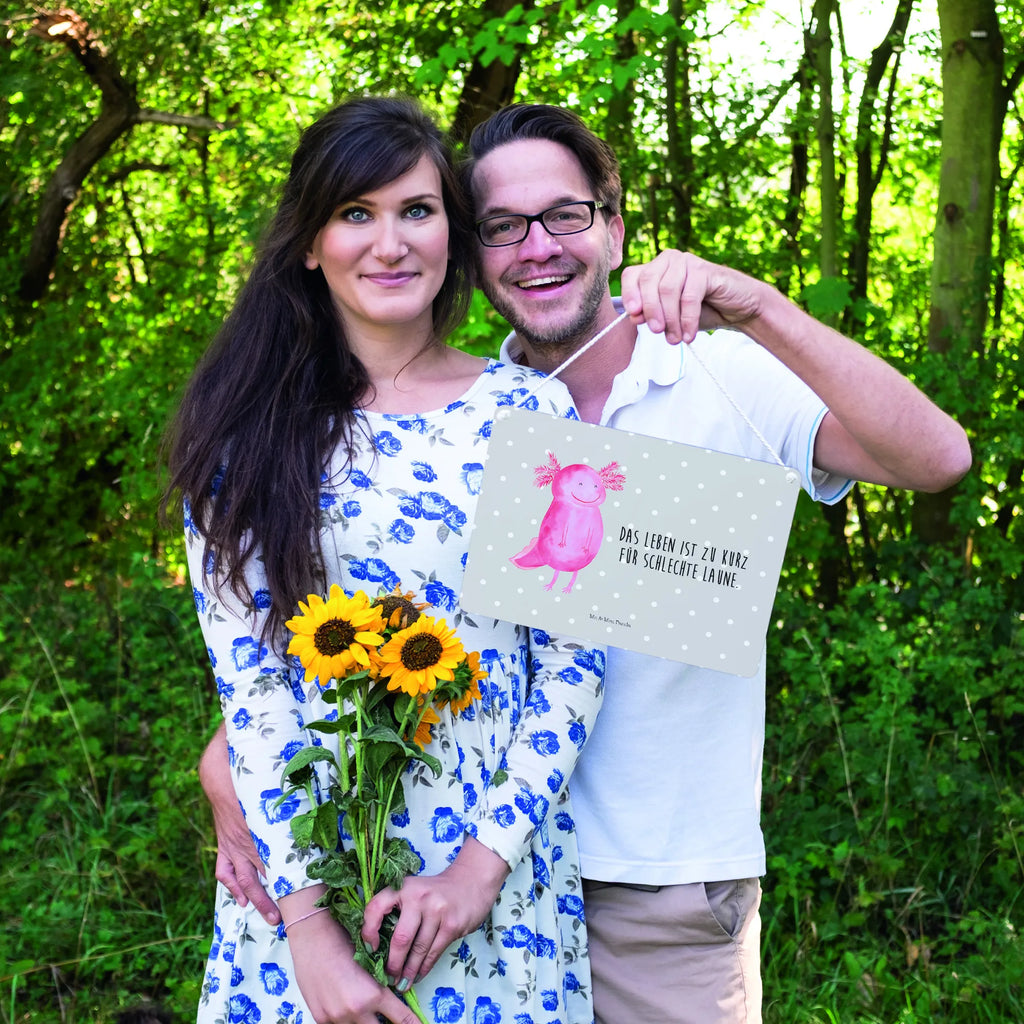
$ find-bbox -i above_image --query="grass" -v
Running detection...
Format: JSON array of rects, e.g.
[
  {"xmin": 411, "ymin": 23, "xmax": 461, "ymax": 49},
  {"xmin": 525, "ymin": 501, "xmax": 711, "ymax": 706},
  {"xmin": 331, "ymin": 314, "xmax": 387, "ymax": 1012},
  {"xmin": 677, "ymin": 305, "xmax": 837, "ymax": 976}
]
[{"xmin": 1, "ymin": 548, "xmax": 1021, "ymax": 1022}]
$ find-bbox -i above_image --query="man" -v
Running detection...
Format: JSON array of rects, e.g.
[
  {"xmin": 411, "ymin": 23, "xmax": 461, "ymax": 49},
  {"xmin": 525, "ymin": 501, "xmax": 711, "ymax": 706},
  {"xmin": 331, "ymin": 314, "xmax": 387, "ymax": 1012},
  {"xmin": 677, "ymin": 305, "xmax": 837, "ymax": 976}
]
[{"xmin": 202, "ymin": 105, "xmax": 970, "ymax": 1023}]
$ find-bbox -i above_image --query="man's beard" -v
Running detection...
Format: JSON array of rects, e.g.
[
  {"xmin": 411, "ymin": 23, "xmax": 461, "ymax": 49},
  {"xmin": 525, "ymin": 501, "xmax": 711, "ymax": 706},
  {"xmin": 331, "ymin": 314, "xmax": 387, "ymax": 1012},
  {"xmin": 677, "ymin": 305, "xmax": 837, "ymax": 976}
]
[{"xmin": 481, "ymin": 255, "xmax": 612, "ymax": 356}]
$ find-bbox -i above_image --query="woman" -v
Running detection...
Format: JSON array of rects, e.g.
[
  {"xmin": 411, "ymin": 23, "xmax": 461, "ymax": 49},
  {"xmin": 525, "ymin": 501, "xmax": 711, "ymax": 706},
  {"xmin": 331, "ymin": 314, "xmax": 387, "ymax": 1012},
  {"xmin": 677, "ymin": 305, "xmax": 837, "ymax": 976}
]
[{"xmin": 164, "ymin": 97, "xmax": 605, "ymax": 1024}]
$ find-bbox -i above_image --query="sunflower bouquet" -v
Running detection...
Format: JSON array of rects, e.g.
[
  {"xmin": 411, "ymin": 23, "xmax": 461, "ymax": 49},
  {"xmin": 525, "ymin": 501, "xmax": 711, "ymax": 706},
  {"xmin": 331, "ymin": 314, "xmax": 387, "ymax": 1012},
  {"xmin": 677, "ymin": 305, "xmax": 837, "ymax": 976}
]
[{"xmin": 279, "ymin": 583, "xmax": 485, "ymax": 1021}]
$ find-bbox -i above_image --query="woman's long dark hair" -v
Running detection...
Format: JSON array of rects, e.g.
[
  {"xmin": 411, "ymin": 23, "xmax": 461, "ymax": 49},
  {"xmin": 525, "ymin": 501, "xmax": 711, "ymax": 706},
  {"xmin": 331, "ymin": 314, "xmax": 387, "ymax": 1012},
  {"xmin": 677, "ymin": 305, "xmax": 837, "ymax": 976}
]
[{"xmin": 162, "ymin": 97, "xmax": 475, "ymax": 643}]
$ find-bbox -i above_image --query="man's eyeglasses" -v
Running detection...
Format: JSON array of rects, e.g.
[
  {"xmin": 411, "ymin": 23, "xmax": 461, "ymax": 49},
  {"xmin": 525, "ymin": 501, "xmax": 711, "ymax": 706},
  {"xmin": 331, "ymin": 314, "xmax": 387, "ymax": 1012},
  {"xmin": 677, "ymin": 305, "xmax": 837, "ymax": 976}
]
[{"xmin": 475, "ymin": 200, "xmax": 607, "ymax": 248}]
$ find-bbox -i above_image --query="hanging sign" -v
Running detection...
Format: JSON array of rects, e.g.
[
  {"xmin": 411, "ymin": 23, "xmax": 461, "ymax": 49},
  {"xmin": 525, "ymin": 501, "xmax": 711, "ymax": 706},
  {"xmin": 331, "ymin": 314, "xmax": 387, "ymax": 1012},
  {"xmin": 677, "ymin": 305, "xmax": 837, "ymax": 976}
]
[{"xmin": 461, "ymin": 408, "xmax": 801, "ymax": 676}]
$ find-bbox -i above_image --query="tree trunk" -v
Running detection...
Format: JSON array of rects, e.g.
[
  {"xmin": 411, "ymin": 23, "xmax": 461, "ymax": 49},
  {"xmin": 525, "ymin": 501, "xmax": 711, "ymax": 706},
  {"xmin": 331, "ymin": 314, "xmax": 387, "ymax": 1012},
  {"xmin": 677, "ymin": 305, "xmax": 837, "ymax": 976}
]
[
  {"xmin": 848, "ymin": 0, "xmax": 914, "ymax": 305},
  {"xmin": 607, "ymin": 0, "xmax": 637, "ymax": 157},
  {"xmin": 782, "ymin": 64, "xmax": 811, "ymax": 298},
  {"xmin": 17, "ymin": 9, "xmax": 230, "ymax": 302},
  {"xmin": 808, "ymin": 0, "xmax": 838, "ymax": 282},
  {"xmin": 664, "ymin": 0, "xmax": 693, "ymax": 248},
  {"xmin": 927, "ymin": 1, "xmax": 1003, "ymax": 355},
  {"xmin": 913, "ymin": 0, "xmax": 1004, "ymax": 545},
  {"xmin": 805, "ymin": 0, "xmax": 852, "ymax": 605},
  {"xmin": 449, "ymin": 0, "xmax": 533, "ymax": 145},
  {"xmin": 18, "ymin": 11, "xmax": 139, "ymax": 301}
]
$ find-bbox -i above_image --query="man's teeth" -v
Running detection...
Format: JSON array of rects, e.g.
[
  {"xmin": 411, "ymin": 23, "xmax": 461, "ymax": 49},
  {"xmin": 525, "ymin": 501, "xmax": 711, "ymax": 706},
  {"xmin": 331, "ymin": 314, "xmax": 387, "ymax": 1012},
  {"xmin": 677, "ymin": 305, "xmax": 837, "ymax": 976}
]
[{"xmin": 517, "ymin": 275, "xmax": 571, "ymax": 289}]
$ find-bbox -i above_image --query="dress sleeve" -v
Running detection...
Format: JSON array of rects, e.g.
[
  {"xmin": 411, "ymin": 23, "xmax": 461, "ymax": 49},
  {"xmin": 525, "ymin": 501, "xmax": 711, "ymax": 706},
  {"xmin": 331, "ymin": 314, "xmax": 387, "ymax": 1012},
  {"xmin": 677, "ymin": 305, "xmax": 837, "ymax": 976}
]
[
  {"xmin": 466, "ymin": 630, "xmax": 605, "ymax": 870},
  {"xmin": 185, "ymin": 503, "xmax": 324, "ymax": 898}
]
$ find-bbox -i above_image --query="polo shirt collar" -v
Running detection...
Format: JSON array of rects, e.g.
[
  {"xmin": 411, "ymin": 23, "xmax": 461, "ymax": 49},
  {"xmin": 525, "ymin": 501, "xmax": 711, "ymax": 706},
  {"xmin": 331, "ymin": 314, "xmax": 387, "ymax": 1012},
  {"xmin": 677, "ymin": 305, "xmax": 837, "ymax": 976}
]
[{"xmin": 497, "ymin": 296, "xmax": 688, "ymax": 392}]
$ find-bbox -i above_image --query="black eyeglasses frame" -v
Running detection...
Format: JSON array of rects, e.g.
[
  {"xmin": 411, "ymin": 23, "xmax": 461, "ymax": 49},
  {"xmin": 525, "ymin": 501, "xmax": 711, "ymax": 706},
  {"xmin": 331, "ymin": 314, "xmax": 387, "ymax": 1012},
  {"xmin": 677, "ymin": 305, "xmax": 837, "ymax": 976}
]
[{"xmin": 474, "ymin": 200, "xmax": 608, "ymax": 247}]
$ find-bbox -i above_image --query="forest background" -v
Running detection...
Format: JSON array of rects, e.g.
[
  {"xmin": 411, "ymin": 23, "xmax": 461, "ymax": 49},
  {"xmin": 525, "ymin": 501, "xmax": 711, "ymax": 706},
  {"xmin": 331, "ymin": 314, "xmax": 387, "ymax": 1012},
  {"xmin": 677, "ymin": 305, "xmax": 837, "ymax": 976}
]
[{"xmin": 1, "ymin": 0, "xmax": 1022, "ymax": 1021}]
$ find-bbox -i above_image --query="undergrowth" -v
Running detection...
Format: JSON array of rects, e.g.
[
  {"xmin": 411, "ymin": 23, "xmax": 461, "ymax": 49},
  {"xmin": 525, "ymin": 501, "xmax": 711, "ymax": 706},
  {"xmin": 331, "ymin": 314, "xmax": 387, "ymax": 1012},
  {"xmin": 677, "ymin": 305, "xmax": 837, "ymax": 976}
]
[
  {"xmin": 1, "ymin": 554, "xmax": 214, "ymax": 1022},
  {"xmin": 761, "ymin": 536, "xmax": 1024, "ymax": 1022},
  {"xmin": 2, "ymin": 526, "xmax": 1021, "ymax": 1022}
]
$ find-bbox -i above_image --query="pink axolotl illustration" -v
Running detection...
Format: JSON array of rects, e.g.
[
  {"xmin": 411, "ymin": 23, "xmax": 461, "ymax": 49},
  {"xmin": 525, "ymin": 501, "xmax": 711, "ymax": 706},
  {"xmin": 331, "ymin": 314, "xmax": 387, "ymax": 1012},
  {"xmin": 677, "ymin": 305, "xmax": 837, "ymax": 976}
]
[{"xmin": 511, "ymin": 452, "xmax": 626, "ymax": 593}]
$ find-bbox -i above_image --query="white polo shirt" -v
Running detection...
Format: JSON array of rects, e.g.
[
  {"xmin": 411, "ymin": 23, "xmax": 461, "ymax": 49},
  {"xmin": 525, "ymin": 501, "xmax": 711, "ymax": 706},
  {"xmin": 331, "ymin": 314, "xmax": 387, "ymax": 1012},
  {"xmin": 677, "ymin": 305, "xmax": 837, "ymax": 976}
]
[{"xmin": 500, "ymin": 311, "xmax": 851, "ymax": 885}]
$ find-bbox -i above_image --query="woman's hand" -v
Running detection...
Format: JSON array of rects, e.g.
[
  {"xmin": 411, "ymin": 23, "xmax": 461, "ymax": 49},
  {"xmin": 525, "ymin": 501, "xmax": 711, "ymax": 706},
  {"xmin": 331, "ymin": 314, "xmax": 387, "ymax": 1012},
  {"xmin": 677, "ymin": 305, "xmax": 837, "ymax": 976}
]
[
  {"xmin": 361, "ymin": 836, "xmax": 511, "ymax": 992},
  {"xmin": 198, "ymin": 723, "xmax": 282, "ymax": 925},
  {"xmin": 285, "ymin": 905, "xmax": 421, "ymax": 1024}
]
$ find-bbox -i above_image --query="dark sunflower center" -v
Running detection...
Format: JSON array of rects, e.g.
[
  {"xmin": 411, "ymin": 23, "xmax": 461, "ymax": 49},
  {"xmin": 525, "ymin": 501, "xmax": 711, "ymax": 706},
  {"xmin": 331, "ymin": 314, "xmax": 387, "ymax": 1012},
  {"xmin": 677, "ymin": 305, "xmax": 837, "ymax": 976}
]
[
  {"xmin": 377, "ymin": 595, "xmax": 421, "ymax": 628},
  {"xmin": 314, "ymin": 618, "xmax": 357, "ymax": 656},
  {"xmin": 400, "ymin": 634, "xmax": 443, "ymax": 671}
]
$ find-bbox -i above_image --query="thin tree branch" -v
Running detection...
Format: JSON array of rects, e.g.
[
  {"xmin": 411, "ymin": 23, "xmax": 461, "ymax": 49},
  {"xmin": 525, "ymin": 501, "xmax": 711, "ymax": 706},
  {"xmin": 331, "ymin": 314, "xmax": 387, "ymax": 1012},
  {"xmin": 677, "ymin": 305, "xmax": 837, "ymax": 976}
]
[
  {"xmin": 18, "ymin": 8, "xmax": 232, "ymax": 302},
  {"xmin": 136, "ymin": 109, "xmax": 232, "ymax": 131}
]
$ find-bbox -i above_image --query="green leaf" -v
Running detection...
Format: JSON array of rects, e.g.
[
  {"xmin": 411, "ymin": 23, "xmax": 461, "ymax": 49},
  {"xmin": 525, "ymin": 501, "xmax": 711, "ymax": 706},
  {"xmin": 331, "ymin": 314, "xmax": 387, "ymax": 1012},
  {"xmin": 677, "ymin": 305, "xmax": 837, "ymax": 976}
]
[
  {"xmin": 363, "ymin": 722, "xmax": 407, "ymax": 745},
  {"xmin": 308, "ymin": 849, "xmax": 362, "ymax": 890},
  {"xmin": 801, "ymin": 277, "xmax": 853, "ymax": 320},
  {"xmin": 301, "ymin": 716, "xmax": 350, "ymax": 734},
  {"xmin": 281, "ymin": 745, "xmax": 337, "ymax": 787},
  {"xmin": 289, "ymin": 809, "xmax": 318, "ymax": 848},
  {"xmin": 365, "ymin": 682, "xmax": 399, "ymax": 715},
  {"xmin": 378, "ymin": 837, "xmax": 422, "ymax": 891},
  {"xmin": 410, "ymin": 748, "xmax": 443, "ymax": 777},
  {"xmin": 311, "ymin": 801, "xmax": 341, "ymax": 850},
  {"xmin": 353, "ymin": 942, "xmax": 388, "ymax": 984},
  {"xmin": 336, "ymin": 902, "xmax": 371, "ymax": 951}
]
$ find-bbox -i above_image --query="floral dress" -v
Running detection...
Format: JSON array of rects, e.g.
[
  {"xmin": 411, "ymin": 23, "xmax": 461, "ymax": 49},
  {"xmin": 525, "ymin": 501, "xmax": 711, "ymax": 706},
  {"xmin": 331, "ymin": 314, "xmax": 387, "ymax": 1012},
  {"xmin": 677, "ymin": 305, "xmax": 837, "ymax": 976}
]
[{"xmin": 188, "ymin": 360, "xmax": 605, "ymax": 1024}]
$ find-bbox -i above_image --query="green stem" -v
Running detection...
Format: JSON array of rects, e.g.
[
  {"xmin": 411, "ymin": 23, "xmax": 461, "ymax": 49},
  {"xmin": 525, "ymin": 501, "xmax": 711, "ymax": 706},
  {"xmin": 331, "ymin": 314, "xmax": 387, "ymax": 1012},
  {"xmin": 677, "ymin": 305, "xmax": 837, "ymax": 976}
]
[
  {"xmin": 373, "ymin": 770, "xmax": 404, "ymax": 875},
  {"xmin": 371, "ymin": 697, "xmax": 432, "ymax": 874},
  {"xmin": 336, "ymin": 723, "xmax": 351, "ymax": 793},
  {"xmin": 351, "ymin": 683, "xmax": 374, "ymax": 904},
  {"xmin": 402, "ymin": 985, "xmax": 430, "ymax": 1024}
]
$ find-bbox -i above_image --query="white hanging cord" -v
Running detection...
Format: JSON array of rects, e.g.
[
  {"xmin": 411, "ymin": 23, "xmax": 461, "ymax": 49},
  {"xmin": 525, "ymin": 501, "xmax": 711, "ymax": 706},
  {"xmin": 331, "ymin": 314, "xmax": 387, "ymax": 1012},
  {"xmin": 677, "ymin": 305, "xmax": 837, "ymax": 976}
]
[
  {"xmin": 517, "ymin": 310, "xmax": 787, "ymax": 469},
  {"xmin": 682, "ymin": 342, "xmax": 786, "ymax": 468}
]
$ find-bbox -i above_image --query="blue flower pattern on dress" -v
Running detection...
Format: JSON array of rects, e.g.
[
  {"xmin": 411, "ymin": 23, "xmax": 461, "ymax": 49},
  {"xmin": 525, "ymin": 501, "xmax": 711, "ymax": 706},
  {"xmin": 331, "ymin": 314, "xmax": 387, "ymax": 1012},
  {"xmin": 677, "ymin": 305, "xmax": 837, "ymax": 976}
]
[
  {"xmin": 430, "ymin": 807, "xmax": 465, "ymax": 844},
  {"xmin": 568, "ymin": 722, "xmax": 587, "ymax": 750},
  {"xmin": 473, "ymin": 996, "xmax": 502, "ymax": 1024},
  {"xmin": 227, "ymin": 994, "xmax": 260, "ymax": 1023},
  {"xmin": 460, "ymin": 463, "xmax": 484, "ymax": 495},
  {"xmin": 389, "ymin": 519, "xmax": 416, "ymax": 544},
  {"xmin": 259, "ymin": 788, "xmax": 298, "ymax": 823},
  {"xmin": 424, "ymin": 578, "xmax": 458, "ymax": 612},
  {"xmin": 189, "ymin": 362, "xmax": 601, "ymax": 1024},
  {"xmin": 374, "ymin": 430, "xmax": 403, "ymax": 456},
  {"xmin": 260, "ymin": 962, "xmax": 289, "ymax": 996}
]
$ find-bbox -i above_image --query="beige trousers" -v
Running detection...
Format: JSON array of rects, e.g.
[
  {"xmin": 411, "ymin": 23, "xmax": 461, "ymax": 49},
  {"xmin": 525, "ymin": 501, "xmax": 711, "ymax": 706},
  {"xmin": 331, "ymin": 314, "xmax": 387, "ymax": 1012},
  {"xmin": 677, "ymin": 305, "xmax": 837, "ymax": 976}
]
[{"xmin": 582, "ymin": 878, "xmax": 762, "ymax": 1024}]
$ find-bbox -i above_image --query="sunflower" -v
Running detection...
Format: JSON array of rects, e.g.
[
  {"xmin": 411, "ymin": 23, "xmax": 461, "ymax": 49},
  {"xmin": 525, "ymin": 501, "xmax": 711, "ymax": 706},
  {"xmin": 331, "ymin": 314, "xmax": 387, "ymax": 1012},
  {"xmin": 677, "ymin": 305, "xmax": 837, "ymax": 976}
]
[
  {"xmin": 286, "ymin": 584, "xmax": 386, "ymax": 684},
  {"xmin": 447, "ymin": 650, "xmax": 486, "ymax": 715},
  {"xmin": 376, "ymin": 616, "xmax": 465, "ymax": 697},
  {"xmin": 372, "ymin": 585, "xmax": 427, "ymax": 630},
  {"xmin": 410, "ymin": 703, "xmax": 441, "ymax": 749}
]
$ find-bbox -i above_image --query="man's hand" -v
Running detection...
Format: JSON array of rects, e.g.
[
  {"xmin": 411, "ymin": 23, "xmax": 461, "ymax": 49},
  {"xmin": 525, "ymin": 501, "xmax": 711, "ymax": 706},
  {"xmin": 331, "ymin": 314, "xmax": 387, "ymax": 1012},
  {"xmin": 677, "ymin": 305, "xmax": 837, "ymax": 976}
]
[
  {"xmin": 622, "ymin": 249, "xmax": 971, "ymax": 491},
  {"xmin": 620, "ymin": 249, "xmax": 763, "ymax": 344},
  {"xmin": 199, "ymin": 723, "xmax": 282, "ymax": 925},
  {"xmin": 361, "ymin": 836, "xmax": 510, "ymax": 991}
]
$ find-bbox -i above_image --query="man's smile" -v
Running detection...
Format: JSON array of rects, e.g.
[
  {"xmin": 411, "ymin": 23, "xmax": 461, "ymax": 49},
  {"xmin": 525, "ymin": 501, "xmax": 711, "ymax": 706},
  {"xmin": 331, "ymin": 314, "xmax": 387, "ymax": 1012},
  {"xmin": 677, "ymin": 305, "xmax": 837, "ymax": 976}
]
[{"xmin": 516, "ymin": 274, "xmax": 573, "ymax": 290}]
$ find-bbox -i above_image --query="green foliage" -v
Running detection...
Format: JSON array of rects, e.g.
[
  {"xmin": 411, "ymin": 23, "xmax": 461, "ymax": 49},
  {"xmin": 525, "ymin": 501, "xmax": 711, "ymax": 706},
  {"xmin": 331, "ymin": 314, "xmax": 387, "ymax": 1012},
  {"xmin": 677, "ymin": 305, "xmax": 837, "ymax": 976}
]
[
  {"xmin": 761, "ymin": 543, "xmax": 1024, "ymax": 1022},
  {"xmin": 0, "ymin": 556, "xmax": 214, "ymax": 1020},
  {"xmin": 803, "ymin": 276, "xmax": 855, "ymax": 321}
]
